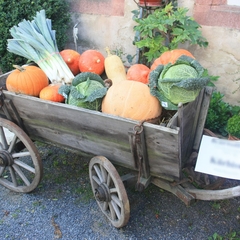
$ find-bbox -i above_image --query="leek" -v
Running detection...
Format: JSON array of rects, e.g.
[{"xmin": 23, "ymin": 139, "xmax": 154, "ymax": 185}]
[{"xmin": 7, "ymin": 9, "xmax": 74, "ymax": 84}]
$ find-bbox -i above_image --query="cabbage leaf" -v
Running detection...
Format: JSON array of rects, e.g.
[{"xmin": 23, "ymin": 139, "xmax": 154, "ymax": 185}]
[
  {"xmin": 59, "ymin": 72, "xmax": 107, "ymax": 111},
  {"xmin": 149, "ymin": 55, "xmax": 210, "ymax": 110}
]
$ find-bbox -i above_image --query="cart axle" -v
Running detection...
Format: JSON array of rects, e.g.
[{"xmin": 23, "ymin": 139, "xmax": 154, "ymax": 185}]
[
  {"xmin": 95, "ymin": 183, "xmax": 111, "ymax": 202},
  {"xmin": 0, "ymin": 150, "xmax": 14, "ymax": 167}
]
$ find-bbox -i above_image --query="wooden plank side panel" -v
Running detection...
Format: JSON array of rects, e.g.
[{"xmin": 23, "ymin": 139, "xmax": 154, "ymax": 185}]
[
  {"xmin": 144, "ymin": 123, "xmax": 180, "ymax": 179},
  {"xmin": 193, "ymin": 87, "xmax": 213, "ymax": 151},
  {"xmin": 178, "ymin": 88, "xmax": 205, "ymax": 167},
  {"xmin": 1, "ymin": 91, "xmax": 181, "ymax": 178},
  {"xmin": 4, "ymin": 92, "xmax": 136, "ymax": 168}
]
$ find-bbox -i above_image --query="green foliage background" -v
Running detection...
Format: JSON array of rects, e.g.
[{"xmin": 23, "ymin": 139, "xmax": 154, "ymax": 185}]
[{"xmin": 0, "ymin": 0, "xmax": 71, "ymax": 73}]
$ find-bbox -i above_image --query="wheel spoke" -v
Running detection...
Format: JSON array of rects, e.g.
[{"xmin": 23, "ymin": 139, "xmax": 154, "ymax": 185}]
[
  {"xmin": 92, "ymin": 175, "xmax": 101, "ymax": 185},
  {"xmin": 109, "ymin": 187, "xmax": 117, "ymax": 194},
  {"xmin": 0, "ymin": 127, "xmax": 8, "ymax": 150},
  {"xmin": 107, "ymin": 172, "xmax": 111, "ymax": 186},
  {"xmin": 8, "ymin": 134, "xmax": 18, "ymax": 153},
  {"xmin": 12, "ymin": 164, "xmax": 31, "ymax": 186},
  {"xmin": 9, "ymin": 166, "xmax": 18, "ymax": 187},
  {"xmin": 204, "ymin": 174, "xmax": 210, "ymax": 185},
  {"xmin": 94, "ymin": 164, "xmax": 104, "ymax": 183},
  {"xmin": 111, "ymin": 194, "xmax": 121, "ymax": 207},
  {"xmin": 109, "ymin": 201, "xmax": 117, "ymax": 220},
  {"xmin": 0, "ymin": 166, "xmax": 6, "ymax": 176},
  {"xmin": 14, "ymin": 159, "xmax": 35, "ymax": 173},
  {"xmin": 12, "ymin": 151, "xmax": 31, "ymax": 158},
  {"xmin": 100, "ymin": 165, "xmax": 107, "ymax": 183},
  {"xmin": 103, "ymin": 202, "xmax": 108, "ymax": 211},
  {"xmin": 110, "ymin": 200, "xmax": 121, "ymax": 220}
]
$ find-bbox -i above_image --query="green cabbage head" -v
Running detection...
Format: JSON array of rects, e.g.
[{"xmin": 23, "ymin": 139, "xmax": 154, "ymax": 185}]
[
  {"xmin": 59, "ymin": 72, "xmax": 107, "ymax": 111},
  {"xmin": 149, "ymin": 55, "xmax": 210, "ymax": 110}
]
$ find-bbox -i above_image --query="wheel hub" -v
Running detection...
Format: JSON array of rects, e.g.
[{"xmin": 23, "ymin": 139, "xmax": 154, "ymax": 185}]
[
  {"xmin": 0, "ymin": 150, "xmax": 14, "ymax": 167},
  {"xmin": 95, "ymin": 183, "xmax": 111, "ymax": 202}
]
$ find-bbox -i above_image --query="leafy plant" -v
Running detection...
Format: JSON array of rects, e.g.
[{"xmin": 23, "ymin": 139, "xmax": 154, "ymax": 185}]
[
  {"xmin": 226, "ymin": 114, "xmax": 240, "ymax": 138},
  {"xmin": 0, "ymin": 0, "xmax": 71, "ymax": 73},
  {"xmin": 205, "ymin": 92, "xmax": 232, "ymax": 136},
  {"xmin": 208, "ymin": 231, "xmax": 240, "ymax": 240},
  {"xmin": 132, "ymin": 3, "xmax": 208, "ymax": 63},
  {"xmin": 205, "ymin": 91, "xmax": 240, "ymax": 136}
]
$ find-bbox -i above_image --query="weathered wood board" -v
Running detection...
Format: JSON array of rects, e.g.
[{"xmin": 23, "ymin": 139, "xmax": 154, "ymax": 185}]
[{"xmin": 0, "ymin": 92, "xmax": 179, "ymax": 178}]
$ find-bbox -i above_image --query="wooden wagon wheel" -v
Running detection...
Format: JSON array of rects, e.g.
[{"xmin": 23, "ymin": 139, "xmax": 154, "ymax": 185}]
[
  {"xmin": 89, "ymin": 156, "xmax": 130, "ymax": 228},
  {"xmin": 183, "ymin": 128, "xmax": 225, "ymax": 190},
  {"xmin": 0, "ymin": 118, "xmax": 42, "ymax": 193}
]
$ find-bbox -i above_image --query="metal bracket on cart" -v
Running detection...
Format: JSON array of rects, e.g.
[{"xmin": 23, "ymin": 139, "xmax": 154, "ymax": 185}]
[{"xmin": 128, "ymin": 122, "xmax": 151, "ymax": 191}]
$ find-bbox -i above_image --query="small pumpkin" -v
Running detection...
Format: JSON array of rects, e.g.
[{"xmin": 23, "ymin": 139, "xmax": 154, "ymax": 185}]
[
  {"xmin": 79, "ymin": 49, "xmax": 105, "ymax": 75},
  {"xmin": 102, "ymin": 80, "xmax": 162, "ymax": 121},
  {"xmin": 6, "ymin": 65, "xmax": 49, "ymax": 97},
  {"xmin": 39, "ymin": 83, "xmax": 65, "ymax": 102},
  {"xmin": 150, "ymin": 49, "xmax": 195, "ymax": 70},
  {"xmin": 60, "ymin": 49, "xmax": 81, "ymax": 76},
  {"xmin": 127, "ymin": 64, "xmax": 150, "ymax": 84},
  {"xmin": 104, "ymin": 47, "xmax": 127, "ymax": 84}
]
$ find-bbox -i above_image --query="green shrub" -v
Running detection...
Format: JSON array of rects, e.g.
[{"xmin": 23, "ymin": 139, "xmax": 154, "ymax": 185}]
[
  {"xmin": 0, "ymin": 0, "xmax": 71, "ymax": 73},
  {"xmin": 205, "ymin": 91, "xmax": 240, "ymax": 136},
  {"xmin": 132, "ymin": 3, "xmax": 208, "ymax": 63},
  {"xmin": 226, "ymin": 114, "xmax": 240, "ymax": 138}
]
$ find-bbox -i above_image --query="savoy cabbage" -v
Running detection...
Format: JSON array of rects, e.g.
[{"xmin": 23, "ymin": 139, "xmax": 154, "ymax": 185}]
[{"xmin": 149, "ymin": 55, "xmax": 210, "ymax": 110}]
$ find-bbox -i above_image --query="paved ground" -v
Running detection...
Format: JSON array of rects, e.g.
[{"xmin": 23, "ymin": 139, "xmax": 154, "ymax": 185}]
[{"xmin": 0, "ymin": 142, "xmax": 240, "ymax": 240}]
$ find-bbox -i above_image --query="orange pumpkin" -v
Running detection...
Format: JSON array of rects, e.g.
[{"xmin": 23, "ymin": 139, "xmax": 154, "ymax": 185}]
[
  {"xmin": 127, "ymin": 64, "xmax": 150, "ymax": 84},
  {"xmin": 79, "ymin": 50, "xmax": 105, "ymax": 75},
  {"xmin": 102, "ymin": 80, "xmax": 162, "ymax": 121},
  {"xmin": 60, "ymin": 49, "xmax": 81, "ymax": 76},
  {"xmin": 6, "ymin": 65, "xmax": 49, "ymax": 97},
  {"xmin": 39, "ymin": 83, "xmax": 65, "ymax": 102},
  {"xmin": 150, "ymin": 49, "xmax": 195, "ymax": 70}
]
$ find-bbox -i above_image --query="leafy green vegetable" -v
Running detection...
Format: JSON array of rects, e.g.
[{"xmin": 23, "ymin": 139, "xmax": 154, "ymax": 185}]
[
  {"xmin": 149, "ymin": 55, "xmax": 210, "ymax": 110},
  {"xmin": 0, "ymin": 0, "xmax": 71, "ymax": 73},
  {"xmin": 72, "ymin": 72, "xmax": 103, "ymax": 87},
  {"xmin": 59, "ymin": 72, "xmax": 107, "ymax": 111},
  {"xmin": 7, "ymin": 9, "xmax": 74, "ymax": 84}
]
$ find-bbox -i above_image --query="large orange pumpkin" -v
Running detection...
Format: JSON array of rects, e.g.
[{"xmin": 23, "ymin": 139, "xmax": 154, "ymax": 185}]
[
  {"xmin": 60, "ymin": 49, "xmax": 81, "ymax": 76},
  {"xmin": 127, "ymin": 64, "xmax": 150, "ymax": 84},
  {"xmin": 102, "ymin": 80, "xmax": 162, "ymax": 121},
  {"xmin": 6, "ymin": 65, "xmax": 49, "ymax": 97},
  {"xmin": 39, "ymin": 83, "xmax": 65, "ymax": 102},
  {"xmin": 79, "ymin": 50, "xmax": 105, "ymax": 75},
  {"xmin": 150, "ymin": 49, "xmax": 195, "ymax": 70}
]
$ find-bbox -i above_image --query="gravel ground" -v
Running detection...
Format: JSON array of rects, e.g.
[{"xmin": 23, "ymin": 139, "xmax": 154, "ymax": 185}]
[{"xmin": 0, "ymin": 142, "xmax": 240, "ymax": 240}]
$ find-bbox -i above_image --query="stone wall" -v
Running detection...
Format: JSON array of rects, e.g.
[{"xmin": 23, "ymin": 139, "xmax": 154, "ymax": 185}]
[
  {"xmin": 179, "ymin": 0, "xmax": 240, "ymax": 105},
  {"xmin": 67, "ymin": 0, "xmax": 137, "ymax": 66},
  {"xmin": 68, "ymin": 0, "xmax": 240, "ymax": 105}
]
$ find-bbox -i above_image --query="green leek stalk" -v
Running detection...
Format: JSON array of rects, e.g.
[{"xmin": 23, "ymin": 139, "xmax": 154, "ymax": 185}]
[{"xmin": 7, "ymin": 9, "xmax": 74, "ymax": 84}]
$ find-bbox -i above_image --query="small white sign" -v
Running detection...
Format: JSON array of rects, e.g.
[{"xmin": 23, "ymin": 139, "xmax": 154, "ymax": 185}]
[{"xmin": 195, "ymin": 135, "xmax": 240, "ymax": 180}]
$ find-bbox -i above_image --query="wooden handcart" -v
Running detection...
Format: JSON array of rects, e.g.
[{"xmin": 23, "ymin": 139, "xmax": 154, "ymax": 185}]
[{"xmin": 0, "ymin": 71, "xmax": 239, "ymax": 228}]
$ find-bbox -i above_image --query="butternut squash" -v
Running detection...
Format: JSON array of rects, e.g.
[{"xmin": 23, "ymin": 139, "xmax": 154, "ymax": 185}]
[{"xmin": 104, "ymin": 47, "xmax": 126, "ymax": 84}]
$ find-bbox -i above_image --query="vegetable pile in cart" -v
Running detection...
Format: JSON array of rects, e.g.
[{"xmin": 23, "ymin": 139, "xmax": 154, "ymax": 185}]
[{"xmin": 5, "ymin": 9, "xmax": 212, "ymax": 120}]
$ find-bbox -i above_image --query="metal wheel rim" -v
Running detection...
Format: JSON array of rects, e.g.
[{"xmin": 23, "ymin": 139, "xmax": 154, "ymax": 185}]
[
  {"xmin": 0, "ymin": 118, "xmax": 42, "ymax": 193},
  {"xmin": 89, "ymin": 156, "xmax": 130, "ymax": 228}
]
